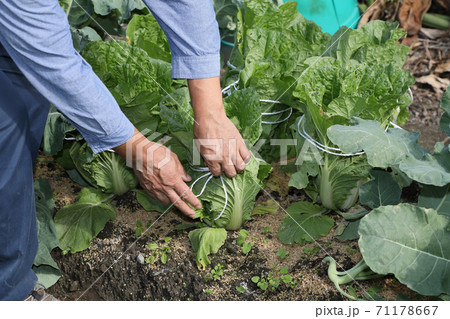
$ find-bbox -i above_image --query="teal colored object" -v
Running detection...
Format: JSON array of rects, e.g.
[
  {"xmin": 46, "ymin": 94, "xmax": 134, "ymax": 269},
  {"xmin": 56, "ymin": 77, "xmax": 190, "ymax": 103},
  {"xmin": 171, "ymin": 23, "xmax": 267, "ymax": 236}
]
[{"xmin": 283, "ymin": 0, "xmax": 360, "ymax": 34}]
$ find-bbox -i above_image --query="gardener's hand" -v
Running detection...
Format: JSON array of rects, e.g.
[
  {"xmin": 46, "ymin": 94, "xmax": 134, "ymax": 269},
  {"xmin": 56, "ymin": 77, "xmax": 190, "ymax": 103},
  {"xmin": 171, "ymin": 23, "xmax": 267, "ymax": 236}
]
[
  {"xmin": 113, "ymin": 128, "xmax": 201, "ymax": 218},
  {"xmin": 188, "ymin": 77, "xmax": 251, "ymax": 177}
]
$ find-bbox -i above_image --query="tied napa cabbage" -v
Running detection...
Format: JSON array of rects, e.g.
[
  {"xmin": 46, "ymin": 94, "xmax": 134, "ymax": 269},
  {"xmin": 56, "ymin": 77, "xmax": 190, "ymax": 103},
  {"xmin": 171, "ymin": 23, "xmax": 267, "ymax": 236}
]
[{"xmin": 191, "ymin": 154, "xmax": 272, "ymax": 231}]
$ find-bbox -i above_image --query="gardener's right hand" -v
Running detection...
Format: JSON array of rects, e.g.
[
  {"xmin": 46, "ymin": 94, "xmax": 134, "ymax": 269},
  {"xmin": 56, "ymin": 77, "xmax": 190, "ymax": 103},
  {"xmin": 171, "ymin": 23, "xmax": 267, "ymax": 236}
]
[{"xmin": 113, "ymin": 128, "xmax": 201, "ymax": 218}]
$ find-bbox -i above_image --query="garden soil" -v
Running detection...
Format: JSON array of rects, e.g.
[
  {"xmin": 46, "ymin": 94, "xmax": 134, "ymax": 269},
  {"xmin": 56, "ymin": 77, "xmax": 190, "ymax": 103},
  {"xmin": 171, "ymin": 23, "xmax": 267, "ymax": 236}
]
[{"xmin": 34, "ymin": 32, "xmax": 448, "ymax": 301}]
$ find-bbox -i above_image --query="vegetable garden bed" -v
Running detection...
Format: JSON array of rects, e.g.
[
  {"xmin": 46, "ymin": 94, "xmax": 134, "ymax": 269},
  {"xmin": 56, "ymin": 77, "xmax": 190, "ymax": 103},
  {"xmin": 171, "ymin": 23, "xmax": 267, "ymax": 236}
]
[
  {"xmin": 37, "ymin": 161, "xmax": 424, "ymax": 301},
  {"xmin": 31, "ymin": 0, "xmax": 449, "ymax": 301}
]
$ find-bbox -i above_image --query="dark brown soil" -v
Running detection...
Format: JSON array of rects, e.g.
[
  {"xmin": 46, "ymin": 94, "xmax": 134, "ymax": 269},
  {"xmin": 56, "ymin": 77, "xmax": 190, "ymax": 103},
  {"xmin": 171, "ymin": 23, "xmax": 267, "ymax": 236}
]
[{"xmin": 33, "ymin": 160, "xmax": 426, "ymax": 301}]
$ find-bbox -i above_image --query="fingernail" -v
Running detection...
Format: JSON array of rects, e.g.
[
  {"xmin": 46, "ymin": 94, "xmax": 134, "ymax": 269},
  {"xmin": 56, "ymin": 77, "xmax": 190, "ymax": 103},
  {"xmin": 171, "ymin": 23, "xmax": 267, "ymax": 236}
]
[{"xmin": 244, "ymin": 156, "xmax": 251, "ymax": 164}]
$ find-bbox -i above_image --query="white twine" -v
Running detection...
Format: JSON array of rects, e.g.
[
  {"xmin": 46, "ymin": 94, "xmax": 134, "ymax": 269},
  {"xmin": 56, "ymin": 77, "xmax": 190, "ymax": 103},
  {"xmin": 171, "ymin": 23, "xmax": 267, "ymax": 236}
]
[
  {"xmin": 222, "ymin": 62, "xmax": 293, "ymax": 125},
  {"xmin": 189, "ymin": 165, "xmax": 228, "ymax": 221},
  {"xmin": 297, "ymin": 114, "xmax": 365, "ymax": 157}
]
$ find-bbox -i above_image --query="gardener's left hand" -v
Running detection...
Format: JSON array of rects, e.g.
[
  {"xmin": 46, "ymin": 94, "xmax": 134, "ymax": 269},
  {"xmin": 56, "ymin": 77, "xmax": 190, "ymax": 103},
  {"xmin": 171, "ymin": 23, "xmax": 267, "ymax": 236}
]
[{"xmin": 188, "ymin": 77, "xmax": 251, "ymax": 178}]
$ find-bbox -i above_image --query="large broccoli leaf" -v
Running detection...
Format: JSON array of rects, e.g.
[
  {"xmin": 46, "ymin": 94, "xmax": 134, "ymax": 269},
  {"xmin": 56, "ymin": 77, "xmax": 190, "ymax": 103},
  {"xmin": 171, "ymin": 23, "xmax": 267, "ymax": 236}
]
[
  {"xmin": 359, "ymin": 203, "xmax": 450, "ymax": 296},
  {"xmin": 418, "ymin": 184, "xmax": 450, "ymax": 218},
  {"xmin": 328, "ymin": 118, "xmax": 450, "ymax": 187},
  {"xmin": 359, "ymin": 170, "xmax": 402, "ymax": 209}
]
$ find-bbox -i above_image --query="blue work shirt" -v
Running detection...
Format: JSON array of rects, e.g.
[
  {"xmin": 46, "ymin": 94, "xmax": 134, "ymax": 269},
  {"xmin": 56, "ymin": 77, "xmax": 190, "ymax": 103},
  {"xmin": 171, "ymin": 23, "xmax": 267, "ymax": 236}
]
[{"xmin": 0, "ymin": 0, "xmax": 220, "ymax": 153}]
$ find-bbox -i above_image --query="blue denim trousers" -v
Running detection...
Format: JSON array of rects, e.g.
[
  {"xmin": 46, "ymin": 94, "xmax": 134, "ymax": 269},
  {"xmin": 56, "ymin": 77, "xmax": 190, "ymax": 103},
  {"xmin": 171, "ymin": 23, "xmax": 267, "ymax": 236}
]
[{"xmin": 0, "ymin": 43, "xmax": 49, "ymax": 300}]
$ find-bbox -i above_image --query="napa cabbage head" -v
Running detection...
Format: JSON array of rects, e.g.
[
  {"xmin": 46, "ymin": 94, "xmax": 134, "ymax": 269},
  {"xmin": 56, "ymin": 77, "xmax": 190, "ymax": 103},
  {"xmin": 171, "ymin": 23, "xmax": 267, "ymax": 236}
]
[
  {"xmin": 70, "ymin": 142, "xmax": 138, "ymax": 196},
  {"xmin": 191, "ymin": 154, "xmax": 272, "ymax": 230}
]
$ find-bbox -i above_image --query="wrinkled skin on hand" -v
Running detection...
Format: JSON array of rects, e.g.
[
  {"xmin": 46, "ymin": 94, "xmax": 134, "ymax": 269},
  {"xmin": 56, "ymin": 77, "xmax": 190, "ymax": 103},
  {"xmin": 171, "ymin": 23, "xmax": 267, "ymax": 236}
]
[{"xmin": 114, "ymin": 129, "xmax": 201, "ymax": 218}]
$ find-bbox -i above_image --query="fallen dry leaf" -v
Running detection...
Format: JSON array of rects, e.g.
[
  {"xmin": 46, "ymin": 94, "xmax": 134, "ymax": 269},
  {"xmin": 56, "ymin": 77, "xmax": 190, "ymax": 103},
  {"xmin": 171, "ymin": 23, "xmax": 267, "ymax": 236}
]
[
  {"xmin": 357, "ymin": 0, "xmax": 386, "ymax": 28},
  {"xmin": 435, "ymin": 61, "xmax": 450, "ymax": 73},
  {"xmin": 398, "ymin": 0, "xmax": 432, "ymax": 36},
  {"xmin": 415, "ymin": 74, "xmax": 450, "ymax": 95},
  {"xmin": 419, "ymin": 27, "xmax": 449, "ymax": 39}
]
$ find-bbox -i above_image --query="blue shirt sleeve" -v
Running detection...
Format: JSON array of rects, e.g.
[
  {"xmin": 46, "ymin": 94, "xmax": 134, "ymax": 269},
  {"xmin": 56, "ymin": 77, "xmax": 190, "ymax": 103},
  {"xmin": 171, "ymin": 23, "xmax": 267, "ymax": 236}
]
[
  {"xmin": 0, "ymin": 0, "xmax": 135, "ymax": 153},
  {"xmin": 143, "ymin": 0, "xmax": 221, "ymax": 79},
  {"xmin": 0, "ymin": 0, "xmax": 221, "ymax": 153}
]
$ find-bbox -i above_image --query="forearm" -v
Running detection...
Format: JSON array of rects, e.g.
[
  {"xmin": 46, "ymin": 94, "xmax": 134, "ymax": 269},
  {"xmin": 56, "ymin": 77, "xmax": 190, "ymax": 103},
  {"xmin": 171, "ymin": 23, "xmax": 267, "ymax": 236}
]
[{"xmin": 188, "ymin": 77, "xmax": 226, "ymax": 120}]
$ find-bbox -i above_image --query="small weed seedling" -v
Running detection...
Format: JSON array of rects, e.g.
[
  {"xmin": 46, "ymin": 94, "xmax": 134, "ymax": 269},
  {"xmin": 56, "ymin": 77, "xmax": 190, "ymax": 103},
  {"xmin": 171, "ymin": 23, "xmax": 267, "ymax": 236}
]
[
  {"xmin": 146, "ymin": 236, "xmax": 172, "ymax": 265},
  {"xmin": 236, "ymin": 285, "xmax": 247, "ymax": 294},
  {"xmin": 251, "ymin": 266, "xmax": 297, "ymax": 291},
  {"xmin": 303, "ymin": 245, "xmax": 320, "ymax": 256},
  {"xmin": 263, "ymin": 227, "xmax": 271, "ymax": 234},
  {"xmin": 236, "ymin": 229, "xmax": 257, "ymax": 254},
  {"xmin": 276, "ymin": 249, "xmax": 287, "ymax": 259},
  {"xmin": 135, "ymin": 219, "xmax": 153, "ymax": 237},
  {"xmin": 205, "ymin": 264, "xmax": 224, "ymax": 282}
]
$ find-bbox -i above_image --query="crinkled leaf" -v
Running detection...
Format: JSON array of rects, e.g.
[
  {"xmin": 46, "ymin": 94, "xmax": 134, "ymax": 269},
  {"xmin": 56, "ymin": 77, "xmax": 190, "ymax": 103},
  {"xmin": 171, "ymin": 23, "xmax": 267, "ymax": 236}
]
[
  {"xmin": 226, "ymin": 0, "xmax": 330, "ymax": 100},
  {"xmin": 126, "ymin": 13, "xmax": 171, "ymax": 62},
  {"xmin": 418, "ymin": 184, "xmax": 450, "ymax": 218},
  {"xmin": 328, "ymin": 21, "xmax": 410, "ymax": 68},
  {"xmin": 223, "ymin": 88, "xmax": 262, "ymax": 145},
  {"xmin": 277, "ymin": 201, "xmax": 333, "ymax": 245},
  {"xmin": 189, "ymin": 227, "xmax": 227, "ymax": 270},
  {"xmin": 359, "ymin": 170, "xmax": 401, "ymax": 209},
  {"xmin": 159, "ymin": 87, "xmax": 194, "ymax": 133},
  {"xmin": 359, "ymin": 203, "xmax": 450, "ymax": 296},
  {"xmin": 70, "ymin": 142, "xmax": 138, "ymax": 195},
  {"xmin": 83, "ymin": 40, "xmax": 172, "ymax": 105},
  {"xmin": 55, "ymin": 188, "xmax": 116, "ymax": 253}
]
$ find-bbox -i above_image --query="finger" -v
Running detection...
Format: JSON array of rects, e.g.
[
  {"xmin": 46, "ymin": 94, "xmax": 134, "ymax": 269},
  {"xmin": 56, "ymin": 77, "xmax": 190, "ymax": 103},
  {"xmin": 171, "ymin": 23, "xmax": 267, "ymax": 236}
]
[
  {"xmin": 205, "ymin": 160, "xmax": 222, "ymax": 177},
  {"xmin": 239, "ymin": 142, "xmax": 252, "ymax": 164},
  {"xmin": 234, "ymin": 153, "xmax": 246, "ymax": 173},
  {"xmin": 223, "ymin": 148, "xmax": 237, "ymax": 177},
  {"xmin": 174, "ymin": 181, "xmax": 202, "ymax": 210},
  {"xmin": 167, "ymin": 190, "xmax": 197, "ymax": 218},
  {"xmin": 177, "ymin": 161, "xmax": 192, "ymax": 182}
]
